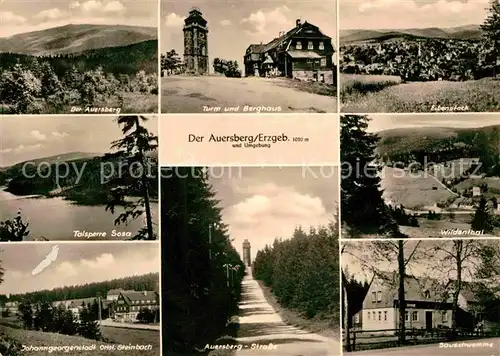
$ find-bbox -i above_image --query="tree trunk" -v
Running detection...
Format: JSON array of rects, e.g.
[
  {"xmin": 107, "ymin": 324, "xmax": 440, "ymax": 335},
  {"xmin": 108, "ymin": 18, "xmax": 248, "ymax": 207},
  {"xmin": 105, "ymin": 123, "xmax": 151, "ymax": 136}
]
[
  {"xmin": 451, "ymin": 241, "xmax": 463, "ymax": 340},
  {"xmin": 342, "ymin": 271, "xmax": 351, "ymax": 351},
  {"xmin": 135, "ymin": 117, "xmax": 154, "ymax": 240},
  {"xmin": 398, "ymin": 240, "xmax": 406, "ymax": 345}
]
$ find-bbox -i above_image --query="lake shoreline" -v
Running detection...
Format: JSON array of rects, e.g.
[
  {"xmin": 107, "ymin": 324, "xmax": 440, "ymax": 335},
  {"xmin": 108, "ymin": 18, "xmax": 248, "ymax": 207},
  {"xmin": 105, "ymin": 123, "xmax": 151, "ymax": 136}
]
[
  {"xmin": 0, "ymin": 186, "xmax": 158, "ymax": 207},
  {"xmin": 0, "ymin": 187, "xmax": 159, "ymax": 241}
]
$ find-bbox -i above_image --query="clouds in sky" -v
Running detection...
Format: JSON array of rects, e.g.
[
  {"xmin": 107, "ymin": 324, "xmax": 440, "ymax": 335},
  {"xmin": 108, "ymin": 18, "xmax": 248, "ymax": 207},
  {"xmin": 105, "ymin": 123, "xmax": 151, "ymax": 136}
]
[
  {"xmin": 161, "ymin": 1, "xmax": 336, "ymax": 63},
  {"xmin": 0, "ymin": 116, "xmax": 158, "ymax": 166},
  {"xmin": 0, "ymin": 243, "xmax": 159, "ymax": 295},
  {"xmin": 240, "ymin": 5, "xmax": 292, "ymax": 36},
  {"xmin": 1, "ymin": 0, "xmax": 156, "ymax": 37},
  {"xmin": 341, "ymin": 0, "xmax": 490, "ymax": 29}
]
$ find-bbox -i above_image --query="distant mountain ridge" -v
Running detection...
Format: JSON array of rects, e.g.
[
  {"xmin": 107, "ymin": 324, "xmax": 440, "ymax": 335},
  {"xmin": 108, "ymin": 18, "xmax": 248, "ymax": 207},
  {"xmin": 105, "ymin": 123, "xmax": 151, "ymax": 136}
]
[
  {"xmin": 0, "ymin": 24, "xmax": 158, "ymax": 55},
  {"xmin": 0, "ymin": 151, "xmax": 102, "ymax": 171},
  {"xmin": 340, "ymin": 24, "xmax": 482, "ymax": 43}
]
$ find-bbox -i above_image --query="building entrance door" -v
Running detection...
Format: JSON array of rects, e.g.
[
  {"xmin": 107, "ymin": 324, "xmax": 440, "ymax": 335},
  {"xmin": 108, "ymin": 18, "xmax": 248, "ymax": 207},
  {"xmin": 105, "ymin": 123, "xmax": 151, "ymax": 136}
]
[{"xmin": 425, "ymin": 311, "xmax": 433, "ymax": 330}]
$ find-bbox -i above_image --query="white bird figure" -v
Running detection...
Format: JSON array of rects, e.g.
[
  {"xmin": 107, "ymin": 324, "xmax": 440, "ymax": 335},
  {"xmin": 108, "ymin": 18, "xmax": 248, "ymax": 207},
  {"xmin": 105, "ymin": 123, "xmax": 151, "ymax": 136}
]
[{"xmin": 32, "ymin": 245, "xmax": 59, "ymax": 276}]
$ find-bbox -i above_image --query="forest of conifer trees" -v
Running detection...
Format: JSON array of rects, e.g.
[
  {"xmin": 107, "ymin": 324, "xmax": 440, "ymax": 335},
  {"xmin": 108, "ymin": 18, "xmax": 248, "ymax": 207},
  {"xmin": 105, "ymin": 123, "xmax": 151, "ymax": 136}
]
[
  {"xmin": 0, "ymin": 40, "xmax": 158, "ymax": 114},
  {"xmin": 252, "ymin": 222, "xmax": 341, "ymax": 324}
]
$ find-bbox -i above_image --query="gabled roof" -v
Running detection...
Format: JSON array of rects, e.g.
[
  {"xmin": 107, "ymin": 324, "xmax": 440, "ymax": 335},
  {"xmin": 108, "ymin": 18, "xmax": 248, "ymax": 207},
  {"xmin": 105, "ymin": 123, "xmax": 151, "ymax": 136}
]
[
  {"xmin": 262, "ymin": 27, "xmax": 299, "ymax": 53},
  {"xmin": 246, "ymin": 44, "xmax": 265, "ymax": 54},
  {"xmin": 373, "ymin": 272, "xmax": 484, "ymax": 303},
  {"xmin": 107, "ymin": 289, "xmax": 124, "ymax": 295},
  {"xmin": 374, "ymin": 272, "xmax": 450, "ymax": 302},
  {"xmin": 262, "ymin": 21, "xmax": 331, "ymax": 53},
  {"xmin": 67, "ymin": 298, "xmax": 97, "ymax": 309}
]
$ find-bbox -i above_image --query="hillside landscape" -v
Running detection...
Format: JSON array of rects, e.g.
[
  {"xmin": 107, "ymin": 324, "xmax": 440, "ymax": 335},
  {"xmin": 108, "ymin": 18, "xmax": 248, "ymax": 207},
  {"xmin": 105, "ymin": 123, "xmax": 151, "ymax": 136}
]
[
  {"xmin": 0, "ymin": 115, "xmax": 159, "ymax": 241},
  {"xmin": 340, "ymin": 25, "xmax": 482, "ymax": 43},
  {"xmin": 339, "ymin": 2, "xmax": 500, "ymax": 113},
  {"xmin": 341, "ymin": 115, "xmax": 500, "ymax": 239},
  {"xmin": 376, "ymin": 124, "xmax": 500, "ymax": 237},
  {"xmin": 0, "ymin": 24, "xmax": 157, "ymax": 55},
  {"xmin": 0, "ymin": 24, "xmax": 158, "ymax": 114}
]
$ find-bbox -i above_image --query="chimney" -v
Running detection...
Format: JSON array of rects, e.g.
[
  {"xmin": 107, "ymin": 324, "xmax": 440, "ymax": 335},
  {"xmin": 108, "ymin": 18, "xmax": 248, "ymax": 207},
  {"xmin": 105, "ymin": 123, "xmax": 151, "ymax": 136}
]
[
  {"xmin": 143, "ymin": 291, "xmax": 147, "ymax": 296},
  {"xmin": 296, "ymin": 19, "xmax": 301, "ymax": 27}
]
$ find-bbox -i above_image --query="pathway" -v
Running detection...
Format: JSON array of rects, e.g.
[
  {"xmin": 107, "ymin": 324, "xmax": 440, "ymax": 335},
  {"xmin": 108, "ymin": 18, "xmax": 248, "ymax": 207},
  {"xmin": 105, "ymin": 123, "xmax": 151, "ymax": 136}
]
[{"xmin": 236, "ymin": 270, "xmax": 340, "ymax": 355}]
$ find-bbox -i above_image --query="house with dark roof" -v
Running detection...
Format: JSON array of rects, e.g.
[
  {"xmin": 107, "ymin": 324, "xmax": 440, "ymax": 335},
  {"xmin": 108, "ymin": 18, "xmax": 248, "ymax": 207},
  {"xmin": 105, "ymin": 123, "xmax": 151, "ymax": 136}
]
[
  {"xmin": 353, "ymin": 272, "xmax": 486, "ymax": 334},
  {"xmin": 243, "ymin": 19, "xmax": 335, "ymax": 84},
  {"xmin": 114, "ymin": 290, "xmax": 159, "ymax": 322},
  {"xmin": 53, "ymin": 297, "xmax": 111, "ymax": 321},
  {"xmin": 107, "ymin": 288, "xmax": 128, "ymax": 301}
]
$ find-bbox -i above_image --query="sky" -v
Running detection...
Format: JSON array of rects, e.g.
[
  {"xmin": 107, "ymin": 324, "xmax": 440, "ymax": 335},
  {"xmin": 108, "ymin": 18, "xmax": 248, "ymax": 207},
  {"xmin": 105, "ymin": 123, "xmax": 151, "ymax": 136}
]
[
  {"xmin": 208, "ymin": 166, "xmax": 339, "ymax": 260},
  {"xmin": 365, "ymin": 114, "xmax": 500, "ymax": 133},
  {"xmin": 341, "ymin": 240, "xmax": 499, "ymax": 285},
  {"xmin": 161, "ymin": 0, "xmax": 336, "ymax": 68},
  {"xmin": 340, "ymin": 0, "xmax": 490, "ymax": 30},
  {"xmin": 0, "ymin": 0, "xmax": 158, "ymax": 37},
  {"xmin": 0, "ymin": 242, "xmax": 159, "ymax": 295},
  {"xmin": 0, "ymin": 116, "xmax": 158, "ymax": 167}
]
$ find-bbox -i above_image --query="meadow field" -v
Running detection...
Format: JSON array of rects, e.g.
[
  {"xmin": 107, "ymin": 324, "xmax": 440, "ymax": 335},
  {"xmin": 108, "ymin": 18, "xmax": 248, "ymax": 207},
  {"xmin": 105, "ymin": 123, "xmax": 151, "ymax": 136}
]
[
  {"xmin": 380, "ymin": 167, "xmax": 457, "ymax": 209},
  {"xmin": 340, "ymin": 74, "xmax": 500, "ymax": 113}
]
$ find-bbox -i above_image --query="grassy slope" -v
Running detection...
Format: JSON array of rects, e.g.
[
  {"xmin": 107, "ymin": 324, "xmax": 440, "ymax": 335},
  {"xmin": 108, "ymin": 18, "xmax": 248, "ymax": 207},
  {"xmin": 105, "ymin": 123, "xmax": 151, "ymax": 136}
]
[
  {"xmin": 380, "ymin": 167, "xmax": 456, "ymax": 209},
  {"xmin": 0, "ymin": 24, "xmax": 157, "ymax": 55},
  {"xmin": 341, "ymin": 76, "xmax": 500, "ymax": 112}
]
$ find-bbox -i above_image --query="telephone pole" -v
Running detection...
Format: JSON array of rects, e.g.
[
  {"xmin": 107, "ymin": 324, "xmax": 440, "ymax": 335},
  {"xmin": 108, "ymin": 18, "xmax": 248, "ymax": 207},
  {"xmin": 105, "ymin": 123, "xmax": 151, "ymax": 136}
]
[
  {"xmin": 97, "ymin": 294, "xmax": 102, "ymax": 326},
  {"xmin": 208, "ymin": 224, "xmax": 212, "ymax": 260}
]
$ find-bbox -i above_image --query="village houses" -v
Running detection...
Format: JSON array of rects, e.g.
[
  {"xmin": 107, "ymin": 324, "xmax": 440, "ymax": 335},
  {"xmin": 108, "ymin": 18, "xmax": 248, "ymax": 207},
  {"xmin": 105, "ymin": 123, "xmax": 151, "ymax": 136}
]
[
  {"xmin": 1, "ymin": 288, "xmax": 159, "ymax": 323},
  {"xmin": 243, "ymin": 19, "xmax": 335, "ymax": 84},
  {"xmin": 352, "ymin": 272, "xmax": 491, "ymax": 334}
]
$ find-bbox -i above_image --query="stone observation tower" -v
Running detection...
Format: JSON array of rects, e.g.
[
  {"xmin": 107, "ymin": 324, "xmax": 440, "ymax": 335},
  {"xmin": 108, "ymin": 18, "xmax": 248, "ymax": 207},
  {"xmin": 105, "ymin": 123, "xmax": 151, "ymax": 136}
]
[
  {"xmin": 242, "ymin": 239, "xmax": 251, "ymax": 267},
  {"xmin": 183, "ymin": 7, "xmax": 209, "ymax": 75}
]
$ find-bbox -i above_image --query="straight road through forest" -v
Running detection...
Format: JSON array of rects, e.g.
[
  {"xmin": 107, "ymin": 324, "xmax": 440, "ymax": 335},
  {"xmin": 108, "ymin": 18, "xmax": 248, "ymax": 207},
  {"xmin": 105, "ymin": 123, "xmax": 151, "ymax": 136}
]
[{"xmin": 235, "ymin": 270, "xmax": 340, "ymax": 356}]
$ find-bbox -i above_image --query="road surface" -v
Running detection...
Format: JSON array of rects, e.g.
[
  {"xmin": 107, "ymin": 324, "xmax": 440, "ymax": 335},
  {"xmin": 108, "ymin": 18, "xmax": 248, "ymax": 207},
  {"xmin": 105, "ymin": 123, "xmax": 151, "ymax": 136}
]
[
  {"xmin": 236, "ymin": 270, "xmax": 340, "ymax": 356},
  {"xmin": 162, "ymin": 76, "xmax": 336, "ymax": 113},
  {"xmin": 349, "ymin": 338, "xmax": 500, "ymax": 355}
]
